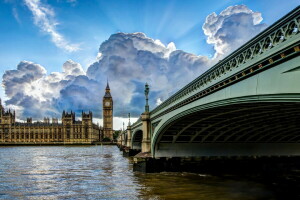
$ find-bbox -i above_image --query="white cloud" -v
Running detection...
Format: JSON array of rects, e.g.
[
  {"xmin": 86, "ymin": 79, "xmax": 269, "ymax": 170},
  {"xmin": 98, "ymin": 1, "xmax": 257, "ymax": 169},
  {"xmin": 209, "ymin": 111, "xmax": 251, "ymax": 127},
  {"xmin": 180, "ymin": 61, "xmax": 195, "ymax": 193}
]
[
  {"xmin": 24, "ymin": 0, "xmax": 80, "ymax": 52},
  {"xmin": 202, "ymin": 4, "xmax": 267, "ymax": 57},
  {"xmin": 62, "ymin": 59, "xmax": 85, "ymax": 76},
  {"xmin": 92, "ymin": 117, "xmax": 139, "ymax": 130},
  {"xmin": 2, "ymin": 60, "xmax": 99, "ymax": 120},
  {"xmin": 113, "ymin": 117, "xmax": 138, "ymax": 131},
  {"xmin": 86, "ymin": 32, "xmax": 210, "ymax": 117},
  {"xmin": 2, "ymin": 5, "xmax": 267, "ymax": 129},
  {"xmin": 12, "ymin": 7, "xmax": 21, "ymax": 24},
  {"xmin": 156, "ymin": 98, "xmax": 163, "ymax": 106},
  {"xmin": 96, "ymin": 52, "xmax": 102, "ymax": 60}
]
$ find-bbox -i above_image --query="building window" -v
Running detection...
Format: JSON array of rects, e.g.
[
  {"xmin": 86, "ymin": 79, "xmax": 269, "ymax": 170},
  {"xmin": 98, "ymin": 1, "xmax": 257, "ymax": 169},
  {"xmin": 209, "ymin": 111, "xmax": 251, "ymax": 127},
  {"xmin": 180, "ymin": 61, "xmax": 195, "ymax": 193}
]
[{"xmin": 67, "ymin": 128, "xmax": 70, "ymax": 139}]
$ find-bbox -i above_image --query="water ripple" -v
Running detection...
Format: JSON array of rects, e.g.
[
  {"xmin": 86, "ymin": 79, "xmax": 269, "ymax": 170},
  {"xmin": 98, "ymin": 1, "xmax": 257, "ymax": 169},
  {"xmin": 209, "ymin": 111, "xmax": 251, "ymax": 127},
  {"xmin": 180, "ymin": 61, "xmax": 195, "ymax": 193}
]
[{"xmin": 0, "ymin": 146, "xmax": 280, "ymax": 199}]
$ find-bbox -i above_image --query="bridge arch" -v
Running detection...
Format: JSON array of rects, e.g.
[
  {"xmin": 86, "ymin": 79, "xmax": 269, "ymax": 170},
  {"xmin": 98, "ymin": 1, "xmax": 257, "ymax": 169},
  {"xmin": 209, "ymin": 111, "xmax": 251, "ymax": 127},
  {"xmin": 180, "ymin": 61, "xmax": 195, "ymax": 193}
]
[
  {"xmin": 151, "ymin": 95, "xmax": 300, "ymax": 158},
  {"xmin": 131, "ymin": 129, "xmax": 143, "ymax": 150}
]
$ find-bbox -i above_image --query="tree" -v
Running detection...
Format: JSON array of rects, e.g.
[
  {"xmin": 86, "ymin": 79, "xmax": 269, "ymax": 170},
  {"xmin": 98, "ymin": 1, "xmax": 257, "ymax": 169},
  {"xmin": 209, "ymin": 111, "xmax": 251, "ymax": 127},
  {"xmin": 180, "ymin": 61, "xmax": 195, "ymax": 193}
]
[{"xmin": 114, "ymin": 130, "xmax": 121, "ymax": 140}]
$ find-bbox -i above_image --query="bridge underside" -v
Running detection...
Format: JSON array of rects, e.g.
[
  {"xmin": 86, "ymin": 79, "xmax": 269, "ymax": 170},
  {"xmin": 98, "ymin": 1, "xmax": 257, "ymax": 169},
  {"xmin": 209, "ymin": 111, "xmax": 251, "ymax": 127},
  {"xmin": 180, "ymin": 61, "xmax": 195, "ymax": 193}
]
[
  {"xmin": 132, "ymin": 130, "xmax": 142, "ymax": 150},
  {"xmin": 155, "ymin": 102, "xmax": 300, "ymax": 157}
]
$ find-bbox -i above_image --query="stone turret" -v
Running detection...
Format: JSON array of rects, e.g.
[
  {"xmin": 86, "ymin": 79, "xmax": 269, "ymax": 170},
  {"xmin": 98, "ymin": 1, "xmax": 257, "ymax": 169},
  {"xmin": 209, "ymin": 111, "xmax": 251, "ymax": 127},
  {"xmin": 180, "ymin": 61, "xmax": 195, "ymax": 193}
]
[
  {"xmin": 27, "ymin": 118, "xmax": 32, "ymax": 123},
  {"xmin": 82, "ymin": 111, "xmax": 92, "ymax": 125},
  {"xmin": 44, "ymin": 117, "xmax": 50, "ymax": 124},
  {"xmin": 62, "ymin": 110, "xmax": 75, "ymax": 125},
  {"xmin": 1, "ymin": 107, "xmax": 16, "ymax": 124},
  {"xmin": 52, "ymin": 118, "xmax": 58, "ymax": 124}
]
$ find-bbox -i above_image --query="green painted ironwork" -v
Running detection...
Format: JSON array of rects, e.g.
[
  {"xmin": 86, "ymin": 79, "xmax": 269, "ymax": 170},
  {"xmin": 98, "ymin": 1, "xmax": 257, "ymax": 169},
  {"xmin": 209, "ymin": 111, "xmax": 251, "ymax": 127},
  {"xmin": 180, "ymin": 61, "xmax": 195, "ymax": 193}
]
[
  {"xmin": 130, "ymin": 6, "xmax": 300, "ymax": 129},
  {"xmin": 127, "ymin": 6, "xmax": 300, "ymax": 157}
]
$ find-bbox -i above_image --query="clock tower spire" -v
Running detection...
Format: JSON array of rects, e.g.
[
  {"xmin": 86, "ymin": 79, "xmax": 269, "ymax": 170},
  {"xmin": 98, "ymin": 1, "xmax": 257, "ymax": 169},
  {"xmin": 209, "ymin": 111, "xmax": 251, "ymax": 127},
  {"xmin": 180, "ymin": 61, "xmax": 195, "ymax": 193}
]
[{"xmin": 103, "ymin": 81, "xmax": 113, "ymax": 140}]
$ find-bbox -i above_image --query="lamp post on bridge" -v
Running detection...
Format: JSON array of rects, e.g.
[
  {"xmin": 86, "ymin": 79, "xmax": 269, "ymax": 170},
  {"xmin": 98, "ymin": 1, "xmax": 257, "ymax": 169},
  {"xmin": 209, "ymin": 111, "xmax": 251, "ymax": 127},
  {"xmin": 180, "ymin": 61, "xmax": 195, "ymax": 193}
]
[
  {"xmin": 141, "ymin": 83, "xmax": 151, "ymax": 153},
  {"xmin": 128, "ymin": 113, "xmax": 131, "ymax": 126},
  {"xmin": 126, "ymin": 113, "xmax": 132, "ymax": 148},
  {"xmin": 145, "ymin": 83, "xmax": 150, "ymax": 113}
]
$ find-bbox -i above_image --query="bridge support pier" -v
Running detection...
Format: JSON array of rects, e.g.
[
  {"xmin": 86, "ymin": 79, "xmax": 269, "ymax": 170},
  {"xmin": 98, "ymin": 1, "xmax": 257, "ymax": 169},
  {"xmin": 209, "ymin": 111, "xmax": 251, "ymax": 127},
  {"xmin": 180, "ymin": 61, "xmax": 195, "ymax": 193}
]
[
  {"xmin": 141, "ymin": 112, "xmax": 151, "ymax": 153},
  {"xmin": 118, "ymin": 133, "xmax": 126, "ymax": 151},
  {"xmin": 121, "ymin": 126, "xmax": 141, "ymax": 157},
  {"xmin": 123, "ymin": 147, "xmax": 141, "ymax": 157},
  {"xmin": 133, "ymin": 156, "xmax": 300, "ymax": 174},
  {"xmin": 126, "ymin": 126, "xmax": 132, "ymax": 148}
]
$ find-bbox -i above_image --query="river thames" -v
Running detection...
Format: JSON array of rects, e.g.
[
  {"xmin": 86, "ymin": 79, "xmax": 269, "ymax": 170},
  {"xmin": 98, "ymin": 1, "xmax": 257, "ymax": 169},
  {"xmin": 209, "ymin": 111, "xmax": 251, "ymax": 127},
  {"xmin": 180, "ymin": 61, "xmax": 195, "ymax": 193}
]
[{"xmin": 0, "ymin": 146, "xmax": 298, "ymax": 199}]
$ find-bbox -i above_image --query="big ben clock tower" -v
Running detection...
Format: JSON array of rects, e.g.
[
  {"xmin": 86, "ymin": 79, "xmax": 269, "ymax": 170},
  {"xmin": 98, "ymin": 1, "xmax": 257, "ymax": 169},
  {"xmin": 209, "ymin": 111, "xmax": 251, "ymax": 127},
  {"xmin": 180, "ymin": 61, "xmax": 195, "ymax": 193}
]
[{"xmin": 103, "ymin": 81, "xmax": 113, "ymax": 140}]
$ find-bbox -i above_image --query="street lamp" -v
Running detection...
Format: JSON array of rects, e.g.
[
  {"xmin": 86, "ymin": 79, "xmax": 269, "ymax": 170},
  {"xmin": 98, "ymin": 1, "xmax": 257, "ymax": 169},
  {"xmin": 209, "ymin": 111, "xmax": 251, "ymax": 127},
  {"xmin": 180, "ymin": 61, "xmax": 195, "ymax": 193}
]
[{"xmin": 144, "ymin": 83, "xmax": 150, "ymax": 112}]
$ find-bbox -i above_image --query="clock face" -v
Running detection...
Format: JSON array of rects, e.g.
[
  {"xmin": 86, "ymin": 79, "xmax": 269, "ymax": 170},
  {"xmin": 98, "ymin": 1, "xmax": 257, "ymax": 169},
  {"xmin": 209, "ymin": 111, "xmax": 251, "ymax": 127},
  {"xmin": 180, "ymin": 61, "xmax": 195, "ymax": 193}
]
[{"xmin": 105, "ymin": 101, "xmax": 110, "ymax": 106}]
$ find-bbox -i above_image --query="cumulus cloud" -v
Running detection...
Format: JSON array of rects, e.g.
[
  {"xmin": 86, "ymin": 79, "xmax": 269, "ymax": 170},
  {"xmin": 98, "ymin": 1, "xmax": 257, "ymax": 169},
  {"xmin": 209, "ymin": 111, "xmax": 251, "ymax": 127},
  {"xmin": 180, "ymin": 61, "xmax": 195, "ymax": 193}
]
[
  {"xmin": 87, "ymin": 32, "xmax": 210, "ymax": 116},
  {"xmin": 2, "ymin": 60, "xmax": 100, "ymax": 120},
  {"xmin": 203, "ymin": 5, "xmax": 267, "ymax": 57},
  {"xmin": 24, "ymin": 0, "xmax": 80, "ymax": 52},
  {"xmin": 62, "ymin": 59, "xmax": 85, "ymax": 76},
  {"xmin": 2, "ymin": 5, "xmax": 267, "ymax": 124},
  {"xmin": 3, "ymin": 61, "xmax": 46, "ymax": 98},
  {"xmin": 156, "ymin": 98, "xmax": 163, "ymax": 106}
]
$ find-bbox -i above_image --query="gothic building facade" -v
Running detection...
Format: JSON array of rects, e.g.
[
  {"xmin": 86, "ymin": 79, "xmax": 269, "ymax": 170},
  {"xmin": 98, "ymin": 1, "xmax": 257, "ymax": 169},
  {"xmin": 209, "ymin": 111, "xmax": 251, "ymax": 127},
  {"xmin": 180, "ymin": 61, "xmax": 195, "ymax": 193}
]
[
  {"xmin": 0, "ymin": 100, "xmax": 101, "ymax": 144},
  {"xmin": 103, "ymin": 82, "xmax": 114, "ymax": 140}
]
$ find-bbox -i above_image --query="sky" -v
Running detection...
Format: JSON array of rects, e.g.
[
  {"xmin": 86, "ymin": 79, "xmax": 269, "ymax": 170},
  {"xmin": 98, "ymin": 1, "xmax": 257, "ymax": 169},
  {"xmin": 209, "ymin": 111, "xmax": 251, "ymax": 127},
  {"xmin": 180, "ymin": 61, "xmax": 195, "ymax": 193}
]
[{"xmin": 0, "ymin": 0, "xmax": 299, "ymax": 129}]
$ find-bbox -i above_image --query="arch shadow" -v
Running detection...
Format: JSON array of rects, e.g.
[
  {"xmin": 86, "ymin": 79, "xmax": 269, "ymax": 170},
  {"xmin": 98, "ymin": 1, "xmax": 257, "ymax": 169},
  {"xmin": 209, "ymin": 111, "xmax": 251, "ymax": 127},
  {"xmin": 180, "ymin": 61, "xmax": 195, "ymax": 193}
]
[
  {"xmin": 151, "ymin": 96, "xmax": 300, "ymax": 157},
  {"xmin": 132, "ymin": 129, "xmax": 143, "ymax": 150}
]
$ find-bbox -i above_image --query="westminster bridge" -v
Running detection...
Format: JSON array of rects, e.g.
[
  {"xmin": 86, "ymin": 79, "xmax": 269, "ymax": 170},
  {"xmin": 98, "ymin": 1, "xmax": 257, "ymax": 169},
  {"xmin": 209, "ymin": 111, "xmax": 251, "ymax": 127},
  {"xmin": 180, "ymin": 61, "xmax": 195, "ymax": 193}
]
[{"xmin": 118, "ymin": 6, "xmax": 300, "ymax": 172}]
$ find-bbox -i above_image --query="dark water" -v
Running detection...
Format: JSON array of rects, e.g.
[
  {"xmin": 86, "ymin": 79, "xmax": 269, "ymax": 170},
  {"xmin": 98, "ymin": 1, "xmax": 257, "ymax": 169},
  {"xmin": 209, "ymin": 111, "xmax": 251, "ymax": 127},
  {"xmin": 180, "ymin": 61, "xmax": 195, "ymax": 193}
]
[{"xmin": 0, "ymin": 146, "xmax": 296, "ymax": 199}]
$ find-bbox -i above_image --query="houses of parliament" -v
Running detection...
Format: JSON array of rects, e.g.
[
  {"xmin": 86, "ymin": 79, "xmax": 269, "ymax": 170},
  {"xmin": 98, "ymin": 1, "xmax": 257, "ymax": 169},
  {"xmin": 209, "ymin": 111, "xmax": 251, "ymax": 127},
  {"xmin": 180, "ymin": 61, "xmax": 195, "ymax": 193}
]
[{"xmin": 0, "ymin": 83, "xmax": 114, "ymax": 144}]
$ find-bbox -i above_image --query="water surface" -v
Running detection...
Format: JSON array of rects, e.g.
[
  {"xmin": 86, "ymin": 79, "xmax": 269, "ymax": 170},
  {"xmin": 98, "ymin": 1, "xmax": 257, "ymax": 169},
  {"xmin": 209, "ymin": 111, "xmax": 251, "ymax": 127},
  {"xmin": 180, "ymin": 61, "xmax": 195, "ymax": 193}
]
[{"xmin": 0, "ymin": 146, "xmax": 291, "ymax": 199}]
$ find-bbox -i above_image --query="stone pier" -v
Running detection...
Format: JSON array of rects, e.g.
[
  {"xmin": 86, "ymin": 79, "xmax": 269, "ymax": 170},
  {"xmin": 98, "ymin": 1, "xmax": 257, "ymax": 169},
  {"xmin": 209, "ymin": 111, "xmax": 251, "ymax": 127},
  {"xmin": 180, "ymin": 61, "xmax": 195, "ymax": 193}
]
[{"xmin": 133, "ymin": 156, "xmax": 300, "ymax": 174}]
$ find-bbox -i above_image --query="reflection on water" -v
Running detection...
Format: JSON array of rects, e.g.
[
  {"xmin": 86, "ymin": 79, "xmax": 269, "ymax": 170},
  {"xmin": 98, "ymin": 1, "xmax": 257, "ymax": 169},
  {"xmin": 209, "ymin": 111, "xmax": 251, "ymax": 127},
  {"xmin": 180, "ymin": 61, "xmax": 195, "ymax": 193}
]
[
  {"xmin": 0, "ymin": 146, "xmax": 294, "ymax": 199},
  {"xmin": 135, "ymin": 172, "xmax": 275, "ymax": 200},
  {"xmin": 0, "ymin": 146, "xmax": 139, "ymax": 199}
]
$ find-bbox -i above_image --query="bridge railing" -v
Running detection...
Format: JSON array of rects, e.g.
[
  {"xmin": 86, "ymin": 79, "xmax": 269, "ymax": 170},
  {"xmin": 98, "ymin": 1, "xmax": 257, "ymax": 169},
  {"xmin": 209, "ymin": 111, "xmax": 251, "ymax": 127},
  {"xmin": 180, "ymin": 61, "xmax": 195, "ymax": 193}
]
[
  {"xmin": 131, "ymin": 117, "xmax": 142, "ymax": 129},
  {"xmin": 130, "ymin": 6, "xmax": 300, "ymax": 126},
  {"xmin": 149, "ymin": 6, "xmax": 300, "ymax": 118}
]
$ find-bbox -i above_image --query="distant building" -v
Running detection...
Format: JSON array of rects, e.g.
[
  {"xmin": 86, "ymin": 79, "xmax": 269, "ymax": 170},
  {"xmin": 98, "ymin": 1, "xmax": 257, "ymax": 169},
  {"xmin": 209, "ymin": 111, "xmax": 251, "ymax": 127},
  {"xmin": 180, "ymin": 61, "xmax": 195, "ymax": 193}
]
[
  {"xmin": 0, "ymin": 100, "xmax": 101, "ymax": 144},
  {"xmin": 103, "ymin": 81, "xmax": 113, "ymax": 140}
]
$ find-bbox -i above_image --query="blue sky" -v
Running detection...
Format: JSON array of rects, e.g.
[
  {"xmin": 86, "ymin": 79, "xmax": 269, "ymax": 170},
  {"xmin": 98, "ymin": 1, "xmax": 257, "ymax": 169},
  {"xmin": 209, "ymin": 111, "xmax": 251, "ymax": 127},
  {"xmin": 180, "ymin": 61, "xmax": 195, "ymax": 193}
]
[
  {"xmin": 1, "ymin": 0, "xmax": 299, "ymax": 72},
  {"xmin": 0, "ymin": 0, "xmax": 299, "ymax": 128}
]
